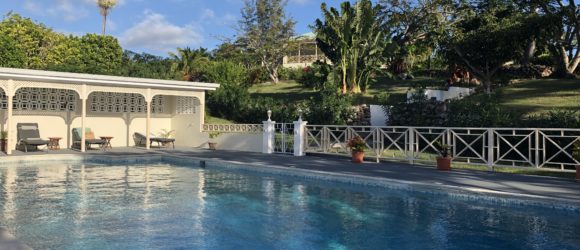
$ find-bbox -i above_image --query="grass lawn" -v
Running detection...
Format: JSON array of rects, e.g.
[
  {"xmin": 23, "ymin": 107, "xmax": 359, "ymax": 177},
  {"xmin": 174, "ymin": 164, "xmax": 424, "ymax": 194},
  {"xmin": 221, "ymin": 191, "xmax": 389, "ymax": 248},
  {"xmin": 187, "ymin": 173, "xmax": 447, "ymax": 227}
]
[
  {"xmin": 494, "ymin": 79, "xmax": 580, "ymax": 115},
  {"xmin": 248, "ymin": 76, "xmax": 444, "ymax": 105}
]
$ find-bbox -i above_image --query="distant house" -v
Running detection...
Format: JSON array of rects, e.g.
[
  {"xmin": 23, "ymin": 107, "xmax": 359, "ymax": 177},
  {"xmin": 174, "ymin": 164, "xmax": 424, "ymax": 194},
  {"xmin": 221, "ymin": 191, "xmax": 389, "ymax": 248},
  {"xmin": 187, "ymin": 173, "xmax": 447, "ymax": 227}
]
[{"xmin": 282, "ymin": 32, "xmax": 330, "ymax": 68}]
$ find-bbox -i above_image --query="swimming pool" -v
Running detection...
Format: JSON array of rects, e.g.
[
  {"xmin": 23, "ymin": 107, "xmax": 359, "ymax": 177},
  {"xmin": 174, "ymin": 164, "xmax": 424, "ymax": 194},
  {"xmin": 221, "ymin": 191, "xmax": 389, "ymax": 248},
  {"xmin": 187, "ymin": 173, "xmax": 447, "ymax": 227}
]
[{"xmin": 0, "ymin": 162, "xmax": 579, "ymax": 249}]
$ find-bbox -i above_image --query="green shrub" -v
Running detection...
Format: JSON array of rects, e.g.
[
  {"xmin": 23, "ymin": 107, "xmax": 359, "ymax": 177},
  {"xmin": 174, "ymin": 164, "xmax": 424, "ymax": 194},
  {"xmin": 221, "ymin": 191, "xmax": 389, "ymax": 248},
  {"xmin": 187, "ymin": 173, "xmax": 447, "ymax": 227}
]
[
  {"xmin": 525, "ymin": 110, "xmax": 580, "ymax": 128},
  {"xmin": 207, "ymin": 83, "xmax": 251, "ymax": 121},
  {"xmin": 304, "ymin": 87, "xmax": 354, "ymax": 125},
  {"xmin": 297, "ymin": 61, "xmax": 331, "ymax": 90},
  {"xmin": 202, "ymin": 61, "xmax": 247, "ymax": 85}
]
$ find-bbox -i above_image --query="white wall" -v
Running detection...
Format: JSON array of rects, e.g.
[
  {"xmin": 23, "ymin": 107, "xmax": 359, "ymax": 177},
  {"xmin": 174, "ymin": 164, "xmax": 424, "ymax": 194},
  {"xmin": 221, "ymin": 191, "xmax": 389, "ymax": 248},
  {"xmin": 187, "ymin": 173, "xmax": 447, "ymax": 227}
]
[
  {"xmin": 202, "ymin": 133, "xmax": 262, "ymax": 152},
  {"xmin": 5, "ymin": 114, "xmax": 173, "ymax": 148}
]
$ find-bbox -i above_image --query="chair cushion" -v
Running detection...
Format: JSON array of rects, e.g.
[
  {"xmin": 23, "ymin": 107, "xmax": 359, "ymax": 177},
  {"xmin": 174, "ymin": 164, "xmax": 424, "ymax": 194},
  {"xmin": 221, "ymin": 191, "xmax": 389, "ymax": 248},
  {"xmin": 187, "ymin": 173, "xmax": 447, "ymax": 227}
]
[
  {"xmin": 22, "ymin": 139, "xmax": 49, "ymax": 145},
  {"xmin": 85, "ymin": 131, "xmax": 95, "ymax": 140}
]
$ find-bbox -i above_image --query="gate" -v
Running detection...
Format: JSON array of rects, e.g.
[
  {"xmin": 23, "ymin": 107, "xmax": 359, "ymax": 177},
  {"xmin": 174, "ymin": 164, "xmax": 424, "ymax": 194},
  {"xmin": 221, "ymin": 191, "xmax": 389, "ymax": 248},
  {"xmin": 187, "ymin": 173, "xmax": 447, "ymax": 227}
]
[{"xmin": 274, "ymin": 123, "xmax": 294, "ymax": 154}]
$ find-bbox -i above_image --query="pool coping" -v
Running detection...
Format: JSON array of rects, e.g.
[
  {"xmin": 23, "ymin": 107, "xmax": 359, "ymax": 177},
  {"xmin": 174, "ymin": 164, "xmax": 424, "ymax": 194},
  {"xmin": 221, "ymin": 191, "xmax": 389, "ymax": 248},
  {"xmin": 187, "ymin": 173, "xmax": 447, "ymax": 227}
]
[{"xmin": 3, "ymin": 153, "xmax": 580, "ymax": 212}]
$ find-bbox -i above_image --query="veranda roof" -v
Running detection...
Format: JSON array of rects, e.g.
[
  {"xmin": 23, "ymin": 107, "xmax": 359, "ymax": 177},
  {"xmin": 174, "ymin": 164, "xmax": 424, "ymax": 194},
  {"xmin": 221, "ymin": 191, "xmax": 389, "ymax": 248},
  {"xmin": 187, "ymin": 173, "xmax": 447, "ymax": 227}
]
[{"xmin": 0, "ymin": 67, "xmax": 219, "ymax": 91}]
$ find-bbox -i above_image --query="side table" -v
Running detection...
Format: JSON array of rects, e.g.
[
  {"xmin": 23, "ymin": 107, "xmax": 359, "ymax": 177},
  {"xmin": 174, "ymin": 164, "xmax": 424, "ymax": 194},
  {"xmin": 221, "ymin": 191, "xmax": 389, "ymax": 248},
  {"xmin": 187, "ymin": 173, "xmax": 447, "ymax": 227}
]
[
  {"xmin": 100, "ymin": 136, "xmax": 113, "ymax": 149},
  {"xmin": 48, "ymin": 137, "xmax": 62, "ymax": 150}
]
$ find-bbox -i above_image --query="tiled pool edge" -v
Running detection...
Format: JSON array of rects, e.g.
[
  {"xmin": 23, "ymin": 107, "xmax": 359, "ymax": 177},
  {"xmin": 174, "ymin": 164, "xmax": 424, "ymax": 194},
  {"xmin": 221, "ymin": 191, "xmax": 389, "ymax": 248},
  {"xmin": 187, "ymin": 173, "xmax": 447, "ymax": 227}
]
[{"xmin": 2, "ymin": 153, "xmax": 580, "ymax": 212}]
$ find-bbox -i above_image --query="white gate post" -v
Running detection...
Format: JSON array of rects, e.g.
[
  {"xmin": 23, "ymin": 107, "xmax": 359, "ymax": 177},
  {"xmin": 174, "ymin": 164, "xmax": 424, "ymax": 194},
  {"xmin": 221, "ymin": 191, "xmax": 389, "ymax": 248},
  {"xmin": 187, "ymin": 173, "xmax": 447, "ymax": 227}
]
[
  {"xmin": 262, "ymin": 110, "xmax": 275, "ymax": 154},
  {"xmin": 293, "ymin": 110, "xmax": 308, "ymax": 156}
]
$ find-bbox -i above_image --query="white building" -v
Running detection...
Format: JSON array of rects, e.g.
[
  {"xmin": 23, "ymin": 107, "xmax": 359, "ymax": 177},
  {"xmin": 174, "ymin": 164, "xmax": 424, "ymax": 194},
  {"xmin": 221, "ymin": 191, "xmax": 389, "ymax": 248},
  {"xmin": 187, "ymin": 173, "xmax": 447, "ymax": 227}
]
[{"xmin": 0, "ymin": 67, "xmax": 219, "ymax": 154}]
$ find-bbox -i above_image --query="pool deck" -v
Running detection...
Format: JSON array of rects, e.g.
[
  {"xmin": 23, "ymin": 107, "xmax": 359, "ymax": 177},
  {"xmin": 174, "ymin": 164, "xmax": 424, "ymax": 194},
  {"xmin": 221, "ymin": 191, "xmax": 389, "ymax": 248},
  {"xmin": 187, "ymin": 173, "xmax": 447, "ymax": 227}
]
[{"xmin": 2, "ymin": 147, "xmax": 579, "ymax": 203}]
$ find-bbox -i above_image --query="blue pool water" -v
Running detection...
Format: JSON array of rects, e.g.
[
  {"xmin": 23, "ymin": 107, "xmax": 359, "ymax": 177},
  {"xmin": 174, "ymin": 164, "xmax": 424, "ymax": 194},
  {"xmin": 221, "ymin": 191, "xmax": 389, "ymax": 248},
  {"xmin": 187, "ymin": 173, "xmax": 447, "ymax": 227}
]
[{"xmin": 0, "ymin": 162, "xmax": 579, "ymax": 249}]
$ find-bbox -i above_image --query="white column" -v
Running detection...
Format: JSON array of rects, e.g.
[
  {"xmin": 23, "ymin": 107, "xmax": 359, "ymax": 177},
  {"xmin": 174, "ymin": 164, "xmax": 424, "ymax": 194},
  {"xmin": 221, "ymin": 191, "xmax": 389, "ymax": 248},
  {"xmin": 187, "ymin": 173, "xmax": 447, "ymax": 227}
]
[
  {"xmin": 6, "ymin": 93, "xmax": 13, "ymax": 155},
  {"xmin": 81, "ymin": 98, "xmax": 86, "ymax": 152},
  {"xmin": 262, "ymin": 111, "xmax": 275, "ymax": 154},
  {"xmin": 293, "ymin": 119, "xmax": 308, "ymax": 157},
  {"xmin": 146, "ymin": 100, "xmax": 151, "ymax": 150}
]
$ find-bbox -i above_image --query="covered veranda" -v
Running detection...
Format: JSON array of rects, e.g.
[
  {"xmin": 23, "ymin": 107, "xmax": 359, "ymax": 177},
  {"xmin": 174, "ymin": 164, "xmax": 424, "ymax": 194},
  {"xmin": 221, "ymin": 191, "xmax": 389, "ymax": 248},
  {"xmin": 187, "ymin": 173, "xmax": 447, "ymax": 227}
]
[{"xmin": 0, "ymin": 67, "xmax": 219, "ymax": 155}]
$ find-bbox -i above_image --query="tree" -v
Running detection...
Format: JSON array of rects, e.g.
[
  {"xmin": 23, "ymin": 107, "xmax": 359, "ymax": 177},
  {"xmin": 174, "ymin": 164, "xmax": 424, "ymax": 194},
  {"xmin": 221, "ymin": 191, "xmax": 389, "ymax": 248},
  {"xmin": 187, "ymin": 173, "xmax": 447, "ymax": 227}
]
[
  {"xmin": 444, "ymin": 1, "xmax": 551, "ymax": 93},
  {"xmin": 238, "ymin": 0, "xmax": 295, "ymax": 84},
  {"xmin": 169, "ymin": 47, "xmax": 210, "ymax": 81},
  {"xmin": 526, "ymin": 0, "xmax": 580, "ymax": 76},
  {"xmin": 314, "ymin": 0, "xmax": 389, "ymax": 93},
  {"xmin": 378, "ymin": 0, "xmax": 455, "ymax": 73},
  {"xmin": 0, "ymin": 34, "xmax": 26, "ymax": 68},
  {"xmin": 120, "ymin": 51, "xmax": 174, "ymax": 79},
  {"xmin": 0, "ymin": 13, "xmax": 60, "ymax": 69},
  {"xmin": 97, "ymin": 0, "xmax": 118, "ymax": 35}
]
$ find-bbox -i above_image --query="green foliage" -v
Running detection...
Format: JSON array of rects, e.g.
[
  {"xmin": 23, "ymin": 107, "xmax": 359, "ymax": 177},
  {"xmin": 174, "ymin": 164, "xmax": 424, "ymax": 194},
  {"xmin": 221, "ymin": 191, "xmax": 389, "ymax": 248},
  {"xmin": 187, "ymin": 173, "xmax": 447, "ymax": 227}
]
[
  {"xmin": 238, "ymin": 0, "xmax": 295, "ymax": 83},
  {"xmin": 207, "ymin": 83, "xmax": 251, "ymax": 121},
  {"xmin": 447, "ymin": 95, "xmax": 519, "ymax": 127},
  {"xmin": 202, "ymin": 61, "xmax": 248, "ymax": 85},
  {"xmin": 314, "ymin": 0, "xmax": 390, "ymax": 93},
  {"xmin": 304, "ymin": 86, "xmax": 354, "ymax": 125},
  {"xmin": 0, "ymin": 34, "xmax": 26, "ymax": 67},
  {"xmin": 169, "ymin": 47, "xmax": 210, "ymax": 81},
  {"xmin": 573, "ymin": 140, "xmax": 580, "ymax": 161},
  {"xmin": 444, "ymin": 1, "xmax": 556, "ymax": 93},
  {"xmin": 297, "ymin": 61, "xmax": 331, "ymax": 90},
  {"xmin": 119, "ymin": 51, "xmax": 174, "ymax": 79},
  {"xmin": 526, "ymin": 110, "xmax": 580, "ymax": 128},
  {"xmin": 387, "ymin": 92, "xmax": 448, "ymax": 126},
  {"xmin": 0, "ymin": 13, "xmax": 59, "ymax": 69}
]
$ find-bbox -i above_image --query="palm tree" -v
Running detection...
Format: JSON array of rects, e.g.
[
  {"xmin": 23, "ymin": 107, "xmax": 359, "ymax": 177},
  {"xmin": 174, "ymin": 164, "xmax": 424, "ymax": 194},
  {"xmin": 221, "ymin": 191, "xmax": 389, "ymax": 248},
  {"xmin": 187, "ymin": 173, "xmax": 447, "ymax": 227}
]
[
  {"xmin": 169, "ymin": 47, "xmax": 210, "ymax": 81},
  {"xmin": 314, "ymin": 0, "xmax": 386, "ymax": 94},
  {"xmin": 97, "ymin": 0, "xmax": 118, "ymax": 35}
]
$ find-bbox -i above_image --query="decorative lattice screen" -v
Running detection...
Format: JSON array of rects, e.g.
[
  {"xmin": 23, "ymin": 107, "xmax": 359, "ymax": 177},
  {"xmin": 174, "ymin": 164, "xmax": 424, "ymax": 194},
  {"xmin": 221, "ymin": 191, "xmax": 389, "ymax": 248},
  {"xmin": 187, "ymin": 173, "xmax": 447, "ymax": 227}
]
[
  {"xmin": 0, "ymin": 88, "xmax": 77, "ymax": 111},
  {"xmin": 89, "ymin": 92, "xmax": 164, "ymax": 113},
  {"xmin": 175, "ymin": 96, "xmax": 198, "ymax": 114}
]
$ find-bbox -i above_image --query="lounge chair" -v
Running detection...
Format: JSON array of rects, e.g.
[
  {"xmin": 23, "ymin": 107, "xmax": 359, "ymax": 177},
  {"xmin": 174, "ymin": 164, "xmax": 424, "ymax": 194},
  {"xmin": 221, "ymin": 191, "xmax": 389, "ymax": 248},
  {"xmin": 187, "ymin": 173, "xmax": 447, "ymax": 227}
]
[
  {"xmin": 16, "ymin": 123, "xmax": 50, "ymax": 152},
  {"xmin": 72, "ymin": 128, "xmax": 106, "ymax": 150},
  {"xmin": 133, "ymin": 132, "xmax": 175, "ymax": 149}
]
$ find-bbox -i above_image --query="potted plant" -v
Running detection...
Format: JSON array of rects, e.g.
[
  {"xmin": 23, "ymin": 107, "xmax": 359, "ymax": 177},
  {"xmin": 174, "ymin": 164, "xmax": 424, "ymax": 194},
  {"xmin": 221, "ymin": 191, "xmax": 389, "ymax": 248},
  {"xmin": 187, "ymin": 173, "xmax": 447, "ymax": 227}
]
[
  {"xmin": 0, "ymin": 130, "xmax": 7, "ymax": 153},
  {"xmin": 347, "ymin": 136, "xmax": 368, "ymax": 163},
  {"xmin": 573, "ymin": 139, "xmax": 580, "ymax": 181},
  {"xmin": 208, "ymin": 132, "xmax": 220, "ymax": 150},
  {"xmin": 436, "ymin": 142, "xmax": 452, "ymax": 171}
]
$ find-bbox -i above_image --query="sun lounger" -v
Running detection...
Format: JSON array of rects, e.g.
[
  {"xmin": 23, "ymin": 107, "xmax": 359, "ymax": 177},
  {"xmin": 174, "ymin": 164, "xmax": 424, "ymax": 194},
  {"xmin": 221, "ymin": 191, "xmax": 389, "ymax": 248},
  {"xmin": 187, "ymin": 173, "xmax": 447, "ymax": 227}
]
[
  {"xmin": 133, "ymin": 132, "xmax": 175, "ymax": 149},
  {"xmin": 72, "ymin": 128, "xmax": 106, "ymax": 150},
  {"xmin": 16, "ymin": 123, "xmax": 50, "ymax": 152}
]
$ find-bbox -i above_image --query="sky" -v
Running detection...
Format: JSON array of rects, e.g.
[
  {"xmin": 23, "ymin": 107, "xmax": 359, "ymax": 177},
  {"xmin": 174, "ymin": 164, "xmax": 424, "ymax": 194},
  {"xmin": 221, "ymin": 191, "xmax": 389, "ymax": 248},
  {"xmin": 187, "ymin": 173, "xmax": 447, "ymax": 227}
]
[{"xmin": 0, "ymin": 0, "xmax": 343, "ymax": 57}]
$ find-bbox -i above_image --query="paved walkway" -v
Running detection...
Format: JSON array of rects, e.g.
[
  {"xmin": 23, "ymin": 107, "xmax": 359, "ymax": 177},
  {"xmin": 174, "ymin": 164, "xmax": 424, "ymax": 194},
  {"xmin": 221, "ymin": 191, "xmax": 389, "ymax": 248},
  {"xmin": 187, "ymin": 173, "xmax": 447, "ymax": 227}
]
[{"xmin": 2, "ymin": 147, "xmax": 579, "ymax": 203}]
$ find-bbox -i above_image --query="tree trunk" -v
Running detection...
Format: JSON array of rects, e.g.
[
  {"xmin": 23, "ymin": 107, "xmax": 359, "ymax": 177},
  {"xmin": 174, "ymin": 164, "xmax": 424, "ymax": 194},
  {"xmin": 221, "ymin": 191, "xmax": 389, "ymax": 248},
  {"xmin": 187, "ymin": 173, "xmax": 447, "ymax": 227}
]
[
  {"xmin": 483, "ymin": 75, "xmax": 492, "ymax": 94},
  {"xmin": 102, "ymin": 14, "xmax": 107, "ymax": 35},
  {"xmin": 341, "ymin": 61, "xmax": 348, "ymax": 94},
  {"xmin": 522, "ymin": 39, "xmax": 536, "ymax": 65},
  {"xmin": 269, "ymin": 67, "xmax": 279, "ymax": 84}
]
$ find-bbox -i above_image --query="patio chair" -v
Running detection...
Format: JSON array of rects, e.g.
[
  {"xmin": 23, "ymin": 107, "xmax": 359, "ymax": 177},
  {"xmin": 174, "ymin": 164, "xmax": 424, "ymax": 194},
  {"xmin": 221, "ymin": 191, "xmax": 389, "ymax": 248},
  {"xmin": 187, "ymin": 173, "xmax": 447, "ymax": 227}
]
[
  {"xmin": 133, "ymin": 132, "xmax": 175, "ymax": 149},
  {"xmin": 16, "ymin": 123, "xmax": 50, "ymax": 152},
  {"xmin": 72, "ymin": 128, "xmax": 106, "ymax": 150}
]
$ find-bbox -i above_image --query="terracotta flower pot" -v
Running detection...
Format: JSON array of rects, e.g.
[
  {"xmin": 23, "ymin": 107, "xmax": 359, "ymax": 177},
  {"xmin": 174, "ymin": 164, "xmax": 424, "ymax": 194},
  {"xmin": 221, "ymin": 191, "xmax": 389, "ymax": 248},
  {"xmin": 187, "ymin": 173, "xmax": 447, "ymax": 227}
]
[
  {"xmin": 436, "ymin": 156, "xmax": 452, "ymax": 171},
  {"xmin": 352, "ymin": 151, "xmax": 364, "ymax": 163},
  {"xmin": 208, "ymin": 142, "xmax": 217, "ymax": 150},
  {"xmin": 576, "ymin": 166, "xmax": 580, "ymax": 182}
]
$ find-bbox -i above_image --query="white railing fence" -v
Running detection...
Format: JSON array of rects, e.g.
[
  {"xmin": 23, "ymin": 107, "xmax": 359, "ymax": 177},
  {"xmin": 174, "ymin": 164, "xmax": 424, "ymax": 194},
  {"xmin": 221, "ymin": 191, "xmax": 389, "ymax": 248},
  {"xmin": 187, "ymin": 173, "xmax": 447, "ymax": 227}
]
[
  {"xmin": 305, "ymin": 125, "xmax": 580, "ymax": 172},
  {"xmin": 203, "ymin": 123, "xmax": 580, "ymax": 172}
]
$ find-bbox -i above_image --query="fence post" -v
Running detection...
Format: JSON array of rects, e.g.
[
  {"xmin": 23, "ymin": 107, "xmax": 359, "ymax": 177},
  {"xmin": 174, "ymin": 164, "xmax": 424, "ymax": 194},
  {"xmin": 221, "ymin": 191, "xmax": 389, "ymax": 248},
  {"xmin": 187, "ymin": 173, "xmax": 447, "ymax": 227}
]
[
  {"xmin": 262, "ymin": 111, "xmax": 275, "ymax": 154},
  {"xmin": 293, "ymin": 118, "xmax": 308, "ymax": 156},
  {"xmin": 487, "ymin": 128, "xmax": 494, "ymax": 170},
  {"xmin": 408, "ymin": 128, "xmax": 415, "ymax": 164}
]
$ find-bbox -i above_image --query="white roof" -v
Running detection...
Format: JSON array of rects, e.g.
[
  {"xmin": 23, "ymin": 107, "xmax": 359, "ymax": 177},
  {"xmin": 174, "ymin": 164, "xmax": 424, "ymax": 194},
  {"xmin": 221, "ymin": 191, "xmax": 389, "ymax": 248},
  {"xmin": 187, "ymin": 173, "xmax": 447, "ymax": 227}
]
[{"xmin": 0, "ymin": 67, "xmax": 220, "ymax": 91}]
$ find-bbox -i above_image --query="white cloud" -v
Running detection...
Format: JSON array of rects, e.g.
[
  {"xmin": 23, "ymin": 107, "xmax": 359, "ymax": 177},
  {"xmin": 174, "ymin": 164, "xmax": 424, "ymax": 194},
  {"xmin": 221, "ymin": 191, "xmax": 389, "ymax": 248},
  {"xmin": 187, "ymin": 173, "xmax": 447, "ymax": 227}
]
[
  {"xmin": 120, "ymin": 11, "xmax": 204, "ymax": 53},
  {"xmin": 23, "ymin": 0, "xmax": 91, "ymax": 21}
]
